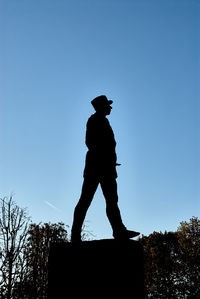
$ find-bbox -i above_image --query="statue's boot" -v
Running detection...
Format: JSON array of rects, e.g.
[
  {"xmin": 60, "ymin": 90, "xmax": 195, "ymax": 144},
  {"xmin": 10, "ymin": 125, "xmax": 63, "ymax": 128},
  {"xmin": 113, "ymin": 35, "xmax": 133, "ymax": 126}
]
[
  {"xmin": 113, "ymin": 229, "xmax": 140, "ymax": 240},
  {"xmin": 71, "ymin": 230, "xmax": 81, "ymax": 243}
]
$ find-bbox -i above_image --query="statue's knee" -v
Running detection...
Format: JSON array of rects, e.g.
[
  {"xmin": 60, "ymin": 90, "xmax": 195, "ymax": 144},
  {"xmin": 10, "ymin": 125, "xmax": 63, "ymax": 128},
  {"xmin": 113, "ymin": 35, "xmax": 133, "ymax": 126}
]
[
  {"xmin": 106, "ymin": 198, "xmax": 118, "ymax": 209},
  {"xmin": 76, "ymin": 197, "xmax": 91, "ymax": 211}
]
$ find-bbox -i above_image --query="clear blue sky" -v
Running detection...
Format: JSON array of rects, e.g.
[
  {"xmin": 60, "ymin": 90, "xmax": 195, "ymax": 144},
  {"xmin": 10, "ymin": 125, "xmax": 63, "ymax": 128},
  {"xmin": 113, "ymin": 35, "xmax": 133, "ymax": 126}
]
[{"xmin": 1, "ymin": 0, "xmax": 199, "ymax": 239}]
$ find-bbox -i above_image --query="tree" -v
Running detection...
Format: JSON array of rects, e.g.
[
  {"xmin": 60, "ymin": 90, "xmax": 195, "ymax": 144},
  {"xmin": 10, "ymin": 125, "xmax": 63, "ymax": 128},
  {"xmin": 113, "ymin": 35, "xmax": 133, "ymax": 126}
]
[
  {"xmin": 139, "ymin": 231, "xmax": 180, "ymax": 298},
  {"xmin": 139, "ymin": 217, "xmax": 200, "ymax": 298},
  {"xmin": 177, "ymin": 217, "xmax": 200, "ymax": 298},
  {"xmin": 23, "ymin": 222, "xmax": 69, "ymax": 299},
  {"xmin": 0, "ymin": 196, "xmax": 30, "ymax": 299}
]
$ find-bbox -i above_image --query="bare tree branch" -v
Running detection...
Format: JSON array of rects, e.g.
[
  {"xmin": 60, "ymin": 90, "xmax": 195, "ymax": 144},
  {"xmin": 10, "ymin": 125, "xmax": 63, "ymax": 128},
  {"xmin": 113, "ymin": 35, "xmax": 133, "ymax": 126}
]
[{"xmin": 0, "ymin": 196, "xmax": 30, "ymax": 299}]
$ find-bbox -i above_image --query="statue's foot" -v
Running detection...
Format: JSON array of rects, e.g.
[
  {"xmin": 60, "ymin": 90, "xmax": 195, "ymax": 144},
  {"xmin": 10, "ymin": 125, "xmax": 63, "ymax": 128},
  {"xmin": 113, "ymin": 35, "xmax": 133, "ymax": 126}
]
[
  {"xmin": 71, "ymin": 233, "xmax": 81, "ymax": 243},
  {"xmin": 113, "ymin": 229, "xmax": 140, "ymax": 240}
]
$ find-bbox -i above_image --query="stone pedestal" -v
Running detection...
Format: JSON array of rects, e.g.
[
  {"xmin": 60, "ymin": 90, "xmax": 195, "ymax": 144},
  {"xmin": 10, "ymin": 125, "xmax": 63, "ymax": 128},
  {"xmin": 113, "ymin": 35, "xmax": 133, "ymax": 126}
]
[{"xmin": 48, "ymin": 239, "xmax": 144, "ymax": 298}]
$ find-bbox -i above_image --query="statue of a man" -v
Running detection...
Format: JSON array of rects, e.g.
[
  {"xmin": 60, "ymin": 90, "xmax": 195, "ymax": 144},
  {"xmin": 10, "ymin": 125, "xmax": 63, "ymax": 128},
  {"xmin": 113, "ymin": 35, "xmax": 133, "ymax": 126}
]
[{"xmin": 71, "ymin": 95, "xmax": 140, "ymax": 242}]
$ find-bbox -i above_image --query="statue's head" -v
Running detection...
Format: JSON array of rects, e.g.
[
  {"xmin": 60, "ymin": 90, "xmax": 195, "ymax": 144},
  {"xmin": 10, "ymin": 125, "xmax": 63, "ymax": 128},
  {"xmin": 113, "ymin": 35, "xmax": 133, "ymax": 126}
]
[{"xmin": 91, "ymin": 95, "xmax": 113, "ymax": 115}]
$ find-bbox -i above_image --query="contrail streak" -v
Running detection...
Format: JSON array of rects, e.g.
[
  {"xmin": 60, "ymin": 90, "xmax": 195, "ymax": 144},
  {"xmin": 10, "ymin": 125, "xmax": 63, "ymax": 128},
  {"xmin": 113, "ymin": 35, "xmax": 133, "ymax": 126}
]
[{"xmin": 44, "ymin": 200, "xmax": 61, "ymax": 212}]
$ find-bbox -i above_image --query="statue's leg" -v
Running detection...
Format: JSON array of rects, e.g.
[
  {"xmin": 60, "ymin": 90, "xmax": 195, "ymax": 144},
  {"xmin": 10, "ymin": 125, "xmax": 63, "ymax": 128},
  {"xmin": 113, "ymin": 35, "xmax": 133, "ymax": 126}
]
[
  {"xmin": 71, "ymin": 177, "xmax": 99, "ymax": 241},
  {"xmin": 100, "ymin": 177, "xmax": 126, "ymax": 235}
]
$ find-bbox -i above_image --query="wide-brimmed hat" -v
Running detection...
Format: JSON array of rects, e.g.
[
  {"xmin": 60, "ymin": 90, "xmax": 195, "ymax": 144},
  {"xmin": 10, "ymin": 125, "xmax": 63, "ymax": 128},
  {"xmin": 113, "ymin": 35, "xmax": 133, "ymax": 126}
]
[{"xmin": 91, "ymin": 95, "xmax": 113, "ymax": 110}]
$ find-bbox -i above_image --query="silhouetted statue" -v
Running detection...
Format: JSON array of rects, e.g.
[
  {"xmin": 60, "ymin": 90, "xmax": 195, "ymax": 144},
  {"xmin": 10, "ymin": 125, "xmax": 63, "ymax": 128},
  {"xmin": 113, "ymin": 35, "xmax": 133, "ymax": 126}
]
[{"xmin": 71, "ymin": 95, "xmax": 140, "ymax": 242}]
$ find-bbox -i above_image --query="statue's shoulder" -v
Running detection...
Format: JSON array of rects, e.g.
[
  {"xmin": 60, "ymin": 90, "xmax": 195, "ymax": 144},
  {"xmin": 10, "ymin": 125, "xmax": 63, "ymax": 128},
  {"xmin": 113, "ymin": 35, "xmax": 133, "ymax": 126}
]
[
  {"xmin": 87, "ymin": 114, "xmax": 96, "ymax": 125},
  {"xmin": 87, "ymin": 113, "xmax": 103, "ymax": 125}
]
